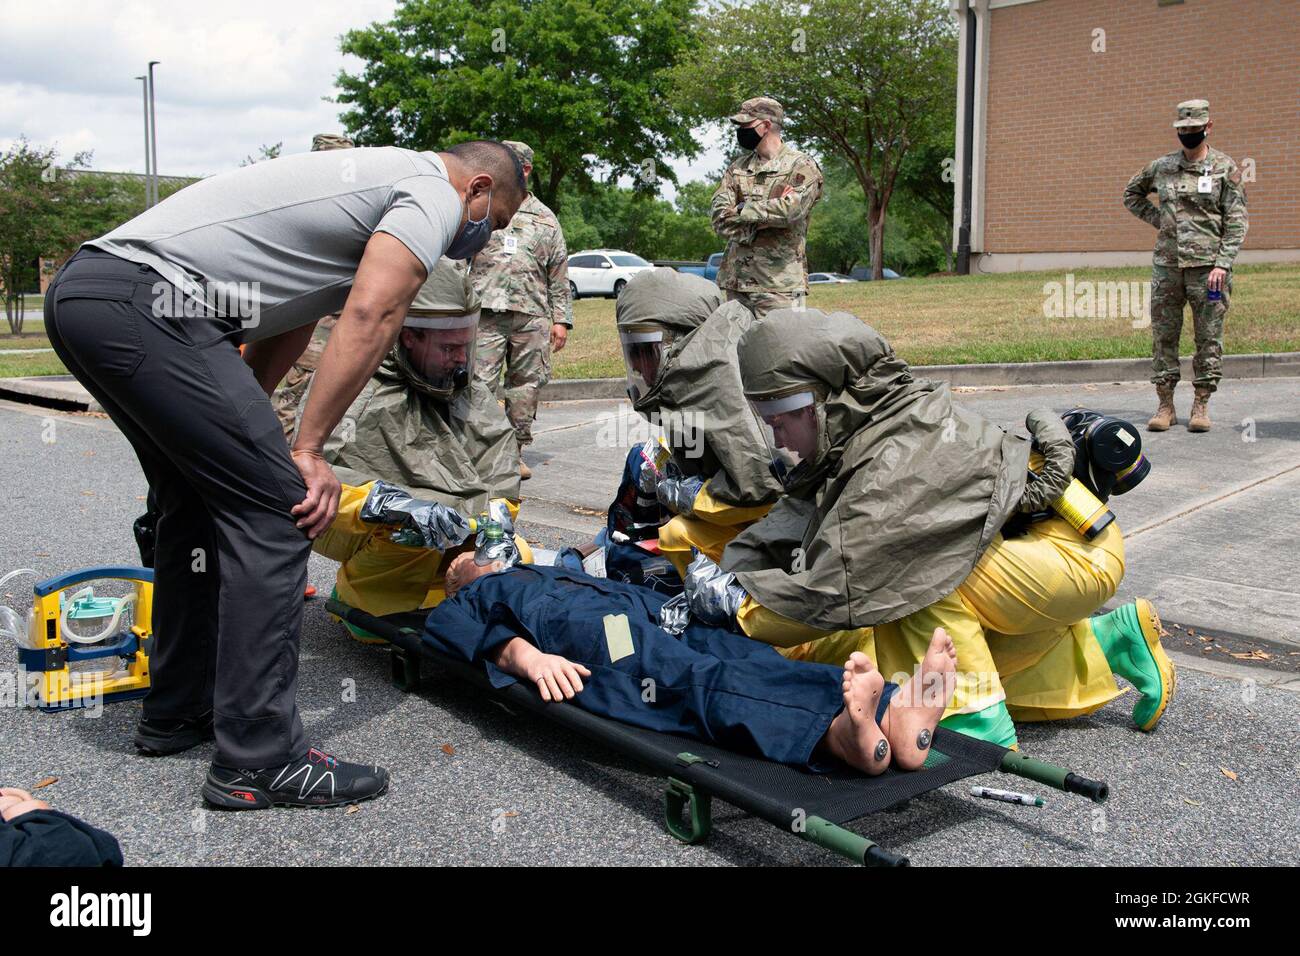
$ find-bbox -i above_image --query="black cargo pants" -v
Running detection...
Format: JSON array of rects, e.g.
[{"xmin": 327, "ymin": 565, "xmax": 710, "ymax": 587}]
[{"xmin": 45, "ymin": 248, "xmax": 310, "ymax": 767}]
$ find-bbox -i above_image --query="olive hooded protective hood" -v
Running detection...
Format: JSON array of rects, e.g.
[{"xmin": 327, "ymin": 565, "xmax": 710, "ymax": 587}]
[
  {"xmin": 724, "ymin": 308, "xmax": 1031, "ymax": 629},
  {"xmin": 320, "ymin": 260, "xmax": 520, "ymax": 513},
  {"xmin": 615, "ymin": 270, "xmax": 781, "ymax": 507}
]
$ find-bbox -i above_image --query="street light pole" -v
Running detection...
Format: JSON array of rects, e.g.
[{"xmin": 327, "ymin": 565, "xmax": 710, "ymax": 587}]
[
  {"xmin": 147, "ymin": 60, "xmax": 160, "ymax": 208},
  {"xmin": 137, "ymin": 75, "xmax": 153, "ymax": 207}
]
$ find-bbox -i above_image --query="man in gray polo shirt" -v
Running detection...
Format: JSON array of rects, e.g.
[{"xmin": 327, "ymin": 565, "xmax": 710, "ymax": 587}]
[{"xmin": 44, "ymin": 140, "xmax": 525, "ymax": 810}]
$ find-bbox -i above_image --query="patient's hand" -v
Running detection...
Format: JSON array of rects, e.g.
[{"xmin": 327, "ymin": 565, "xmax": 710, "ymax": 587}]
[
  {"xmin": 492, "ymin": 638, "xmax": 592, "ymax": 702},
  {"xmin": 0, "ymin": 787, "xmax": 50, "ymax": 822},
  {"xmin": 446, "ymin": 552, "xmax": 505, "ymax": 596}
]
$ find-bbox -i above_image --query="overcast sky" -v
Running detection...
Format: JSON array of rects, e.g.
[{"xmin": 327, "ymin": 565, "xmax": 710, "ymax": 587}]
[{"xmin": 0, "ymin": 0, "xmax": 725, "ymax": 200}]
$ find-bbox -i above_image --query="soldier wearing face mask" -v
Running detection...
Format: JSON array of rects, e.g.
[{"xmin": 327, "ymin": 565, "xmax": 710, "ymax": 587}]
[
  {"xmin": 310, "ymin": 258, "xmax": 530, "ymax": 641},
  {"xmin": 1124, "ymin": 99, "xmax": 1248, "ymax": 434},
  {"xmin": 710, "ymin": 97, "xmax": 823, "ymax": 317},
  {"xmin": 47, "ymin": 134, "xmax": 524, "ymax": 810}
]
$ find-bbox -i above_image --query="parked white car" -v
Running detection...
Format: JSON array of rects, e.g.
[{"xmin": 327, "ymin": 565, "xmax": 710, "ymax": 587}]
[{"xmin": 567, "ymin": 250, "xmax": 656, "ymax": 299}]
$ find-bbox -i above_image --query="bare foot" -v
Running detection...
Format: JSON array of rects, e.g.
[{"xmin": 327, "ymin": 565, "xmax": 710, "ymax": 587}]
[
  {"xmin": 823, "ymin": 652, "xmax": 890, "ymax": 775},
  {"xmin": 881, "ymin": 628, "xmax": 957, "ymax": 770}
]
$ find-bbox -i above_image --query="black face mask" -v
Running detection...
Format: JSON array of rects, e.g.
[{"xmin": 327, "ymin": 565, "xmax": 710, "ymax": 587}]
[
  {"xmin": 1178, "ymin": 129, "xmax": 1207, "ymax": 149},
  {"xmin": 736, "ymin": 125, "xmax": 763, "ymax": 151}
]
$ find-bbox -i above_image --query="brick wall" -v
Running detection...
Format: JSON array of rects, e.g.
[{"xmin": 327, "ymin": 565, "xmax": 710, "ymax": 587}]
[{"xmin": 982, "ymin": 0, "xmax": 1299, "ymax": 254}]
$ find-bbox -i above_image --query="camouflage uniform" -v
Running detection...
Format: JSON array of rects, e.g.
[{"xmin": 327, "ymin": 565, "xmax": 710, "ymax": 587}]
[
  {"xmin": 469, "ymin": 142, "xmax": 572, "ymax": 448},
  {"xmin": 1123, "ymin": 102, "xmax": 1248, "ymax": 394},
  {"xmin": 275, "ymin": 316, "xmax": 337, "ymax": 438},
  {"xmin": 711, "ymin": 97, "xmax": 823, "ymax": 317},
  {"xmin": 272, "ymin": 132, "xmax": 356, "ymax": 439}
]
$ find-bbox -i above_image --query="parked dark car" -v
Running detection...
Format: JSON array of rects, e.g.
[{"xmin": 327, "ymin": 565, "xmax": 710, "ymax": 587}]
[
  {"xmin": 848, "ymin": 266, "xmax": 903, "ymax": 280},
  {"xmin": 673, "ymin": 252, "xmax": 724, "ymax": 283}
]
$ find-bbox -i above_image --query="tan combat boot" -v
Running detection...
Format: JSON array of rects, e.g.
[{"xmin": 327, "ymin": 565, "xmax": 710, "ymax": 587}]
[
  {"xmin": 1188, "ymin": 387, "xmax": 1212, "ymax": 432},
  {"xmin": 519, "ymin": 460, "xmax": 532, "ymax": 480},
  {"xmin": 1147, "ymin": 383, "xmax": 1177, "ymax": 431}
]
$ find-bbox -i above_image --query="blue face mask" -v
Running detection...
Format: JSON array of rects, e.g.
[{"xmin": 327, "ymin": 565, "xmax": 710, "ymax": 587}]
[{"xmin": 445, "ymin": 187, "xmax": 493, "ymax": 260}]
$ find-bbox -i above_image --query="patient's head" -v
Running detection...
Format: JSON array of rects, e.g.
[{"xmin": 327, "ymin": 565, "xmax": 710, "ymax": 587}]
[{"xmin": 445, "ymin": 552, "xmax": 506, "ymax": 596}]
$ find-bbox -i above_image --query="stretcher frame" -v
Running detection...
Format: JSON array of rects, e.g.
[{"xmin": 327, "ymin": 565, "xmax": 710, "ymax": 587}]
[{"xmin": 326, "ymin": 597, "xmax": 1109, "ymax": 867}]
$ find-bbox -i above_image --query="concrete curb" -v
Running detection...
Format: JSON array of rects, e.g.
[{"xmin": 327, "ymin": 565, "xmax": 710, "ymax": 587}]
[
  {"xmin": 540, "ymin": 351, "xmax": 1300, "ymax": 401},
  {"xmin": 3, "ymin": 352, "xmax": 1297, "ymax": 411},
  {"xmin": 1167, "ymin": 650, "xmax": 1300, "ymax": 695},
  {"xmin": 0, "ymin": 375, "xmax": 101, "ymax": 412}
]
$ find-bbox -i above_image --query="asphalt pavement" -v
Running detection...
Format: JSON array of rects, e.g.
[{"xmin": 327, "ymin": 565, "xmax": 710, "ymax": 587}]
[{"xmin": 0, "ymin": 375, "xmax": 1296, "ymax": 866}]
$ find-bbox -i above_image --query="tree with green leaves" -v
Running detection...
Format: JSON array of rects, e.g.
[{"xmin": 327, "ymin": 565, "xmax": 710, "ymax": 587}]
[
  {"xmin": 0, "ymin": 139, "xmax": 130, "ymax": 333},
  {"xmin": 240, "ymin": 143, "xmax": 283, "ymax": 166},
  {"xmin": 805, "ymin": 161, "xmax": 872, "ymax": 275},
  {"xmin": 0, "ymin": 140, "xmax": 196, "ymax": 334},
  {"xmin": 550, "ymin": 178, "xmax": 719, "ymax": 261},
  {"xmin": 335, "ymin": 0, "xmax": 702, "ymax": 212},
  {"xmin": 895, "ymin": 136, "xmax": 956, "ymax": 272},
  {"xmin": 672, "ymin": 0, "xmax": 956, "ymax": 279}
]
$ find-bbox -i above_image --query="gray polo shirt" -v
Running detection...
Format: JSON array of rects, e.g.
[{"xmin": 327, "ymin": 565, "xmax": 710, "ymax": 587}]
[{"xmin": 87, "ymin": 147, "xmax": 462, "ymax": 342}]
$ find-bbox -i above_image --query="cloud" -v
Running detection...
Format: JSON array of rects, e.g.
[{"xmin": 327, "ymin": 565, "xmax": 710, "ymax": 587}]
[
  {"xmin": 0, "ymin": 0, "xmax": 727, "ymax": 196},
  {"xmin": 0, "ymin": 0, "xmax": 396, "ymax": 175}
]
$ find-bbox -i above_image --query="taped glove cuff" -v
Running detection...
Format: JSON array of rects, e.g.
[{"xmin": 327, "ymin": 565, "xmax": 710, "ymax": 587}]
[{"xmin": 1019, "ymin": 409, "xmax": 1076, "ymax": 513}]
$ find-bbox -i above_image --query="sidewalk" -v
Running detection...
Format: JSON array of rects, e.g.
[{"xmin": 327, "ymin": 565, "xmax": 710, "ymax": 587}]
[{"xmin": 5, "ymin": 351, "xmax": 1299, "ymax": 410}]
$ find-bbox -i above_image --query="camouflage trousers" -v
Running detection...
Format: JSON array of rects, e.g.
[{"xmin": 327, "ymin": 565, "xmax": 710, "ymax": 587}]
[
  {"xmin": 272, "ymin": 316, "xmax": 337, "ymax": 440},
  {"xmin": 474, "ymin": 309, "xmax": 551, "ymax": 447},
  {"xmin": 724, "ymin": 289, "xmax": 807, "ymax": 318},
  {"xmin": 1150, "ymin": 264, "xmax": 1228, "ymax": 392}
]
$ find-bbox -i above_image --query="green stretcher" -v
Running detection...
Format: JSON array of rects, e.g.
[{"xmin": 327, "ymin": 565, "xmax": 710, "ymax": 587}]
[{"xmin": 326, "ymin": 598, "xmax": 1109, "ymax": 867}]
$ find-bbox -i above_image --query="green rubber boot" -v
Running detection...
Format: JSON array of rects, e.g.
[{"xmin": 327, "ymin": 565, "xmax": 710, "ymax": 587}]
[
  {"xmin": 1091, "ymin": 599, "xmax": 1175, "ymax": 731},
  {"xmin": 939, "ymin": 700, "xmax": 1019, "ymax": 750},
  {"xmin": 328, "ymin": 588, "xmax": 389, "ymax": 646}
]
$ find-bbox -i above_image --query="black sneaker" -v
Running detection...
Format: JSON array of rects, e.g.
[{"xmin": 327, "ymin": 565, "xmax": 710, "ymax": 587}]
[
  {"xmin": 201, "ymin": 748, "xmax": 390, "ymax": 810},
  {"xmin": 134, "ymin": 711, "xmax": 215, "ymax": 756}
]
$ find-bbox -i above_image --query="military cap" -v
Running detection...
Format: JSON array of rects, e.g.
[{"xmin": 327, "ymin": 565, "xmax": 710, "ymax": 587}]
[
  {"xmin": 502, "ymin": 140, "xmax": 534, "ymax": 166},
  {"xmin": 729, "ymin": 97, "xmax": 784, "ymax": 126},
  {"xmin": 312, "ymin": 133, "xmax": 355, "ymax": 151},
  {"xmin": 1173, "ymin": 100, "xmax": 1210, "ymax": 129}
]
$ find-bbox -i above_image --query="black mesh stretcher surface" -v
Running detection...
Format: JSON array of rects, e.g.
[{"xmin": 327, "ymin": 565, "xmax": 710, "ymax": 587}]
[{"xmin": 327, "ymin": 602, "xmax": 1107, "ymax": 866}]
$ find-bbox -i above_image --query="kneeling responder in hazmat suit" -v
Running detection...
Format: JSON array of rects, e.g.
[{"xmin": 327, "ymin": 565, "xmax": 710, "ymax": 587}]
[
  {"xmin": 664, "ymin": 308, "xmax": 1175, "ymax": 749},
  {"xmin": 614, "ymin": 270, "xmax": 782, "ymax": 579},
  {"xmin": 309, "ymin": 259, "xmax": 531, "ymax": 640}
]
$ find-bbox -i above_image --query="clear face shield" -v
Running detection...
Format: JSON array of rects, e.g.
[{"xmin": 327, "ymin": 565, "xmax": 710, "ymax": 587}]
[
  {"xmin": 400, "ymin": 311, "xmax": 479, "ymax": 398},
  {"xmin": 620, "ymin": 326, "xmax": 669, "ymax": 403},
  {"xmin": 749, "ymin": 390, "xmax": 823, "ymax": 490}
]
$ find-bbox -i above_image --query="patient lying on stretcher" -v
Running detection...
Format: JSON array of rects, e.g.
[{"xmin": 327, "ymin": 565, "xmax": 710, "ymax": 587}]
[{"xmin": 430, "ymin": 554, "xmax": 958, "ymax": 774}]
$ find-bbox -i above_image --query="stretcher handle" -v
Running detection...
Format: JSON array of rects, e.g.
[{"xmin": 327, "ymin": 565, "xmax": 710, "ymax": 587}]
[
  {"xmin": 1063, "ymin": 772, "xmax": 1109, "ymax": 803},
  {"xmin": 999, "ymin": 751, "xmax": 1109, "ymax": 803}
]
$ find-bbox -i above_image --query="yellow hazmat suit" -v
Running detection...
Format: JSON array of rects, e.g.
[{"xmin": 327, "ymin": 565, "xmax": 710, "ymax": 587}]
[
  {"xmin": 723, "ymin": 310, "xmax": 1154, "ymax": 749},
  {"xmin": 733, "ymin": 446, "xmax": 1128, "ymax": 748},
  {"xmin": 308, "ymin": 259, "xmax": 530, "ymax": 636},
  {"xmin": 616, "ymin": 272, "xmax": 782, "ymax": 578},
  {"xmin": 314, "ymin": 484, "xmax": 532, "ymax": 619},
  {"xmin": 657, "ymin": 483, "xmax": 773, "ymax": 578}
]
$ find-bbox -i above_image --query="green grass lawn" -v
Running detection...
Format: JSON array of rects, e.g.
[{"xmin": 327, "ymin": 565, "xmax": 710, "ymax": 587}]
[
  {"xmin": 556, "ymin": 263, "xmax": 1300, "ymax": 378},
  {"xmin": 6, "ymin": 266, "xmax": 1297, "ymax": 382},
  {"xmin": 0, "ymin": 316, "xmax": 62, "ymax": 377}
]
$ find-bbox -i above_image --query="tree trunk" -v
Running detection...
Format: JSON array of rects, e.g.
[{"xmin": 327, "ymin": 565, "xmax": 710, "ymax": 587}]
[
  {"xmin": 868, "ymin": 201, "xmax": 886, "ymax": 281},
  {"xmin": 538, "ymin": 162, "xmax": 565, "ymax": 213}
]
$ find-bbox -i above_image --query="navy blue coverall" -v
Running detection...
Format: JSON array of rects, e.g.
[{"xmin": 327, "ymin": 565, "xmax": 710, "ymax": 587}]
[
  {"xmin": 1, "ymin": 809, "xmax": 122, "ymax": 867},
  {"xmin": 423, "ymin": 565, "xmax": 896, "ymax": 768}
]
